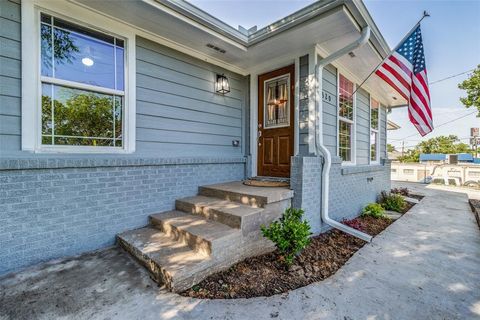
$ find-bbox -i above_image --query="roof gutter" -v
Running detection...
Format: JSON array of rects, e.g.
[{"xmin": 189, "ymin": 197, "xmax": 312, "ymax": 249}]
[{"xmin": 315, "ymin": 26, "xmax": 373, "ymax": 243}]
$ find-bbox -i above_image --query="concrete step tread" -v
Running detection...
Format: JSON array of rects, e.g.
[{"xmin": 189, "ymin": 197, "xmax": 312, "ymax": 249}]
[
  {"xmin": 199, "ymin": 181, "xmax": 293, "ymax": 207},
  {"xmin": 150, "ymin": 210, "xmax": 241, "ymax": 243},
  {"xmin": 117, "ymin": 227, "xmax": 210, "ymax": 277},
  {"xmin": 177, "ymin": 195, "xmax": 263, "ymax": 217}
]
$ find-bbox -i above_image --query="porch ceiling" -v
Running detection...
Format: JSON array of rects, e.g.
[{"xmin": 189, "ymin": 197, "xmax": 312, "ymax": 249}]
[{"xmin": 74, "ymin": 0, "xmax": 405, "ymax": 107}]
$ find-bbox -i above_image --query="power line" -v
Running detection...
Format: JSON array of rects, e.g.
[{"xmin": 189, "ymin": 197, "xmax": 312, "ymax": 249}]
[
  {"xmin": 429, "ymin": 69, "xmax": 474, "ymax": 85},
  {"xmin": 390, "ymin": 110, "xmax": 477, "ymax": 141}
]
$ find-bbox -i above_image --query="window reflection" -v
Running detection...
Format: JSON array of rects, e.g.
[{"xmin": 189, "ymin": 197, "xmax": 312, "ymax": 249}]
[
  {"xmin": 40, "ymin": 13, "xmax": 125, "ymax": 148},
  {"xmin": 40, "ymin": 13, "xmax": 124, "ymax": 90},
  {"xmin": 41, "ymin": 84, "xmax": 122, "ymax": 147}
]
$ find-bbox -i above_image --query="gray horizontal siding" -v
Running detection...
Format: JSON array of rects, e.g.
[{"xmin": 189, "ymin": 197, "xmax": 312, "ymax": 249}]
[
  {"xmin": 380, "ymin": 106, "xmax": 387, "ymax": 159},
  {"xmin": 356, "ymin": 88, "xmax": 370, "ymax": 165},
  {"xmin": 322, "ymin": 63, "xmax": 337, "ymax": 155},
  {"xmin": 298, "ymin": 54, "xmax": 309, "ymax": 155},
  {"xmin": 0, "ymin": 0, "xmax": 21, "ymax": 153},
  {"xmin": 135, "ymin": 36, "xmax": 247, "ymax": 157}
]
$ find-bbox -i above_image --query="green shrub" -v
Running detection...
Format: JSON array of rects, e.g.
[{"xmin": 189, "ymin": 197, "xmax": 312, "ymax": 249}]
[
  {"xmin": 261, "ymin": 208, "xmax": 311, "ymax": 266},
  {"xmin": 361, "ymin": 203, "xmax": 385, "ymax": 218},
  {"xmin": 379, "ymin": 191, "xmax": 406, "ymax": 212}
]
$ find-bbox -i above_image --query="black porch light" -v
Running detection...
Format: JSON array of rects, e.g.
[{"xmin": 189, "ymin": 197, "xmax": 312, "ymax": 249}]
[{"xmin": 215, "ymin": 74, "xmax": 230, "ymax": 94}]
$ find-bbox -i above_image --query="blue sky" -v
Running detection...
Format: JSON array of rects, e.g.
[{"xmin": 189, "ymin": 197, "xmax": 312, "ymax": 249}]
[{"xmin": 189, "ymin": 0, "xmax": 480, "ymax": 150}]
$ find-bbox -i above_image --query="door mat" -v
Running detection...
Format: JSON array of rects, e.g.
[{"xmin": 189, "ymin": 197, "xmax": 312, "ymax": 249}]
[{"xmin": 243, "ymin": 177, "xmax": 290, "ymax": 187}]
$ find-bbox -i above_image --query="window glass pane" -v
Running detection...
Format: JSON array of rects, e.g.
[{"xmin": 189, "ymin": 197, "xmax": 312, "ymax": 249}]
[
  {"xmin": 41, "ymin": 24, "xmax": 53, "ymax": 77},
  {"xmin": 264, "ymin": 76, "xmax": 289, "ymax": 128},
  {"xmin": 54, "ymin": 17, "xmax": 115, "ymax": 45},
  {"xmin": 339, "ymin": 74, "xmax": 354, "ymax": 120},
  {"xmin": 116, "ymin": 47, "xmax": 124, "ymax": 91},
  {"xmin": 41, "ymin": 13, "xmax": 52, "ymax": 24},
  {"xmin": 114, "ymin": 96, "xmax": 123, "ymax": 147},
  {"xmin": 370, "ymin": 130, "xmax": 378, "ymax": 161},
  {"xmin": 41, "ymin": 84, "xmax": 122, "ymax": 147},
  {"xmin": 53, "ymin": 28, "xmax": 116, "ymax": 89},
  {"xmin": 41, "ymin": 15, "xmax": 125, "ymax": 90},
  {"xmin": 371, "ymin": 98, "xmax": 379, "ymax": 130},
  {"xmin": 41, "ymin": 83, "xmax": 53, "ymax": 144},
  {"xmin": 339, "ymin": 120, "xmax": 352, "ymax": 162}
]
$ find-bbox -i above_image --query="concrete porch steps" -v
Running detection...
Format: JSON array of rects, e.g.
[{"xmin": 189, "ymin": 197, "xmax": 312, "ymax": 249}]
[
  {"xmin": 149, "ymin": 210, "xmax": 242, "ymax": 255},
  {"xmin": 117, "ymin": 227, "xmax": 211, "ymax": 292},
  {"xmin": 175, "ymin": 195, "xmax": 263, "ymax": 230},
  {"xmin": 199, "ymin": 181, "xmax": 294, "ymax": 208},
  {"xmin": 117, "ymin": 181, "xmax": 293, "ymax": 292}
]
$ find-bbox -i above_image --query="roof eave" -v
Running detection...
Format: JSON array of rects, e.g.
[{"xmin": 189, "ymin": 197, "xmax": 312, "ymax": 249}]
[{"xmin": 155, "ymin": 0, "xmax": 392, "ymax": 56}]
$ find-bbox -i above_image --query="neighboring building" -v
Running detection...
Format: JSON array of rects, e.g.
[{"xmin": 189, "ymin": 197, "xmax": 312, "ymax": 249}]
[
  {"xmin": 387, "ymin": 120, "xmax": 401, "ymax": 131},
  {"xmin": 391, "ymin": 162, "xmax": 480, "ymax": 185},
  {"xmin": 0, "ymin": 0, "xmax": 398, "ymax": 286}
]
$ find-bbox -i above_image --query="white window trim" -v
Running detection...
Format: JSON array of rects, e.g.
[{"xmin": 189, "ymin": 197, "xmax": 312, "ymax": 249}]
[
  {"xmin": 369, "ymin": 96, "xmax": 380, "ymax": 165},
  {"xmin": 21, "ymin": 0, "xmax": 136, "ymax": 153},
  {"xmin": 337, "ymin": 72, "xmax": 356, "ymax": 166}
]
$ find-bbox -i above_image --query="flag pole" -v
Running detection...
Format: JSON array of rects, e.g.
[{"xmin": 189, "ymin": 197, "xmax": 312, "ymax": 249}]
[{"xmin": 351, "ymin": 11, "xmax": 430, "ymax": 96}]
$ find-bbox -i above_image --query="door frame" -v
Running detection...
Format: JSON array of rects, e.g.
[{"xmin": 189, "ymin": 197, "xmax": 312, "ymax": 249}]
[
  {"xmin": 257, "ymin": 65, "xmax": 295, "ymax": 177},
  {"xmin": 249, "ymin": 55, "xmax": 302, "ymax": 177}
]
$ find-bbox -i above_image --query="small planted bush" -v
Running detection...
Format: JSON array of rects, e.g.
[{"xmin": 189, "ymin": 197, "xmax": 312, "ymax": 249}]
[
  {"xmin": 261, "ymin": 208, "xmax": 312, "ymax": 266},
  {"xmin": 361, "ymin": 203, "xmax": 385, "ymax": 218},
  {"xmin": 379, "ymin": 191, "xmax": 407, "ymax": 212}
]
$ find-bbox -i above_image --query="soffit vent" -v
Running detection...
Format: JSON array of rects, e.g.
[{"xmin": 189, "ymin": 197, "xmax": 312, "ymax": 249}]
[{"xmin": 206, "ymin": 43, "xmax": 226, "ymax": 54}]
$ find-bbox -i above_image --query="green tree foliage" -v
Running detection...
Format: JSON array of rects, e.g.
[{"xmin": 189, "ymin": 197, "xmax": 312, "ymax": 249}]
[
  {"xmin": 41, "ymin": 26, "xmax": 80, "ymax": 69},
  {"xmin": 42, "ymin": 90, "xmax": 121, "ymax": 146},
  {"xmin": 397, "ymin": 149, "xmax": 420, "ymax": 163},
  {"xmin": 458, "ymin": 65, "xmax": 480, "ymax": 116},
  {"xmin": 398, "ymin": 135, "xmax": 471, "ymax": 163},
  {"xmin": 261, "ymin": 208, "xmax": 311, "ymax": 267},
  {"xmin": 387, "ymin": 144, "xmax": 396, "ymax": 153},
  {"xmin": 417, "ymin": 135, "xmax": 470, "ymax": 154}
]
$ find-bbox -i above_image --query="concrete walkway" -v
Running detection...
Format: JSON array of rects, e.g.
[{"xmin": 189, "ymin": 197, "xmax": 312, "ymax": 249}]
[{"xmin": 1, "ymin": 183, "xmax": 479, "ymax": 320}]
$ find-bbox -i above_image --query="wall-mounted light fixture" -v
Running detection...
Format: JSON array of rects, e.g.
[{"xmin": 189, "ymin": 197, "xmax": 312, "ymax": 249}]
[{"xmin": 215, "ymin": 74, "xmax": 230, "ymax": 94}]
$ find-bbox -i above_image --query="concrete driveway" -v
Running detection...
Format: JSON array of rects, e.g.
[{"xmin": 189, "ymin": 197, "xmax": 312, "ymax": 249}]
[{"xmin": 1, "ymin": 182, "xmax": 479, "ymax": 320}]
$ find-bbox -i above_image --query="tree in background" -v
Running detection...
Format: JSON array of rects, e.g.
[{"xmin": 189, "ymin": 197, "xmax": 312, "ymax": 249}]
[
  {"xmin": 458, "ymin": 65, "xmax": 480, "ymax": 116},
  {"xmin": 398, "ymin": 135, "xmax": 471, "ymax": 163},
  {"xmin": 387, "ymin": 144, "xmax": 396, "ymax": 153}
]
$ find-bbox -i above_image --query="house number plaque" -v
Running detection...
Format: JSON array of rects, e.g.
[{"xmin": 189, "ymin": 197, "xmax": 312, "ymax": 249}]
[{"xmin": 322, "ymin": 90, "xmax": 332, "ymax": 103}]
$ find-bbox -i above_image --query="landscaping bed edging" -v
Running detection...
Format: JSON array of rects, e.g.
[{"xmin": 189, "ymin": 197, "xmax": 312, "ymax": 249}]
[{"xmin": 181, "ymin": 194, "xmax": 423, "ymax": 299}]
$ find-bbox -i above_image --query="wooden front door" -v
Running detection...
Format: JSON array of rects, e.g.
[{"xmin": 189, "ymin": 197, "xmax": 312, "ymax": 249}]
[{"xmin": 257, "ymin": 65, "xmax": 294, "ymax": 177}]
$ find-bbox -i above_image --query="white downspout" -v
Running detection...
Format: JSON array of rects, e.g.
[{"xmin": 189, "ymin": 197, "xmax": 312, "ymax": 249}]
[{"xmin": 315, "ymin": 27, "xmax": 373, "ymax": 242}]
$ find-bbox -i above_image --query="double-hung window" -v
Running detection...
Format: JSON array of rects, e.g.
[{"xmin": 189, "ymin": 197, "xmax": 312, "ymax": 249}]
[
  {"xmin": 338, "ymin": 74, "xmax": 355, "ymax": 163},
  {"xmin": 40, "ymin": 13, "xmax": 125, "ymax": 148},
  {"xmin": 370, "ymin": 98, "xmax": 380, "ymax": 163}
]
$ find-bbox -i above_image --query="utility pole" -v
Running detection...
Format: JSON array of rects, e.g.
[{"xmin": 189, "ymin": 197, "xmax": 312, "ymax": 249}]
[{"xmin": 401, "ymin": 141, "xmax": 405, "ymax": 157}]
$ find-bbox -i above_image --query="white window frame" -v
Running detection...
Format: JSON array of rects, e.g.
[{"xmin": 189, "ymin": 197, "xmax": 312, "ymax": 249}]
[
  {"xmin": 337, "ymin": 72, "xmax": 356, "ymax": 166},
  {"xmin": 369, "ymin": 96, "xmax": 380, "ymax": 164},
  {"xmin": 21, "ymin": 0, "xmax": 136, "ymax": 153}
]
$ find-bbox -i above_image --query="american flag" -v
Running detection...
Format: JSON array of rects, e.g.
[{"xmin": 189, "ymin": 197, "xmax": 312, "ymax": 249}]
[{"xmin": 375, "ymin": 25, "xmax": 433, "ymax": 136}]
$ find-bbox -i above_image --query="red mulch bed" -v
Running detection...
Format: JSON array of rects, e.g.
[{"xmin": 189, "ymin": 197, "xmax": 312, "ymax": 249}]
[{"xmin": 181, "ymin": 216, "xmax": 395, "ymax": 299}]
